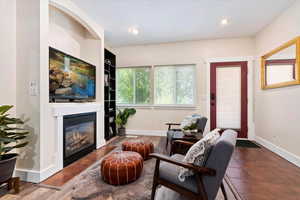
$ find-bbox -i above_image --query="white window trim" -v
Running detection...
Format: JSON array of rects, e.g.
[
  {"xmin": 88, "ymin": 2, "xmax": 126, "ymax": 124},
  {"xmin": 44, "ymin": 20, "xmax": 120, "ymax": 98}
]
[
  {"xmin": 117, "ymin": 64, "xmax": 197, "ymax": 108},
  {"xmin": 117, "ymin": 104, "xmax": 198, "ymax": 110}
]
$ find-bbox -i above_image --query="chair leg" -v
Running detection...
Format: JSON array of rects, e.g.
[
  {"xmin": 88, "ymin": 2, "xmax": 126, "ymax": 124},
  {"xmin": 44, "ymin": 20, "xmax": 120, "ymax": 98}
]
[
  {"xmin": 151, "ymin": 159, "xmax": 161, "ymax": 200},
  {"xmin": 221, "ymin": 182, "xmax": 228, "ymax": 200},
  {"xmin": 151, "ymin": 181, "xmax": 158, "ymax": 200},
  {"xmin": 169, "ymin": 141, "xmax": 173, "ymax": 156},
  {"xmin": 165, "ymin": 136, "xmax": 169, "ymax": 150}
]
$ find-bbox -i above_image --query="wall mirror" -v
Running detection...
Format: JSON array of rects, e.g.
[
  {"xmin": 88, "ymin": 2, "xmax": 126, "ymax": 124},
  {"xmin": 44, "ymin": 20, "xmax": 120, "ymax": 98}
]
[{"xmin": 261, "ymin": 36, "xmax": 300, "ymax": 89}]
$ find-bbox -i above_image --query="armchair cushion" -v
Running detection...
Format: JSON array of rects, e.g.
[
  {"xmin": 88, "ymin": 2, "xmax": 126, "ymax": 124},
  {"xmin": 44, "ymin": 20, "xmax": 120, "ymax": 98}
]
[
  {"xmin": 159, "ymin": 154, "xmax": 198, "ymax": 193},
  {"xmin": 178, "ymin": 129, "xmax": 220, "ymax": 182}
]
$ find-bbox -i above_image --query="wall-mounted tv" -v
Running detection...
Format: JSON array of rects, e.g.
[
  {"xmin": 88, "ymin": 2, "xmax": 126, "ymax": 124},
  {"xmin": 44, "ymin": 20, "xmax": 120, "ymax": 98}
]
[{"xmin": 49, "ymin": 47, "xmax": 96, "ymax": 102}]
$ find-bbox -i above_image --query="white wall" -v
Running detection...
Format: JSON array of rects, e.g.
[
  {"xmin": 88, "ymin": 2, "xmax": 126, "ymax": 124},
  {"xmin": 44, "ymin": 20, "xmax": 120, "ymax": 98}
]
[
  {"xmin": 15, "ymin": 0, "xmax": 42, "ymax": 171},
  {"xmin": 0, "ymin": 0, "xmax": 16, "ymax": 114},
  {"xmin": 38, "ymin": 5, "xmax": 103, "ymax": 171},
  {"xmin": 10, "ymin": 0, "xmax": 105, "ymax": 183},
  {"xmin": 254, "ymin": 0, "xmax": 300, "ymax": 164},
  {"xmin": 114, "ymin": 37, "xmax": 255, "ymax": 133}
]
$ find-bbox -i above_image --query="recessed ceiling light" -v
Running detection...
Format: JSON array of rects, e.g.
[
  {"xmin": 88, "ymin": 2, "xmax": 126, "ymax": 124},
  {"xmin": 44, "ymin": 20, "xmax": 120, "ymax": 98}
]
[
  {"xmin": 221, "ymin": 18, "xmax": 229, "ymax": 26},
  {"xmin": 128, "ymin": 27, "xmax": 139, "ymax": 35}
]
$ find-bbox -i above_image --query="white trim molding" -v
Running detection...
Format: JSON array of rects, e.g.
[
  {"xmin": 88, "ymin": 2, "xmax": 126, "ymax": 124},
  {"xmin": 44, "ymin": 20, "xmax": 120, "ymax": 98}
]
[
  {"xmin": 117, "ymin": 104, "xmax": 198, "ymax": 110},
  {"xmin": 126, "ymin": 129, "xmax": 165, "ymax": 137},
  {"xmin": 255, "ymin": 136, "xmax": 300, "ymax": 167},
  {"xmin": 14, "ymin": 165, "xmax": 57, "ymax": 183}
]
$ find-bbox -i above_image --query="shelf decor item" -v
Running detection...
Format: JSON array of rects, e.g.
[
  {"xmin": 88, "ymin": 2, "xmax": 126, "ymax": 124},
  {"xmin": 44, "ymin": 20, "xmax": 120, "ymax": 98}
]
[
  {"xmin": 0, "ymin": 105, "xmax": 29, "ymax": 193},
  {"xmin": 116, "ymin": 108, "xmax": 136, "ymax": 136}
]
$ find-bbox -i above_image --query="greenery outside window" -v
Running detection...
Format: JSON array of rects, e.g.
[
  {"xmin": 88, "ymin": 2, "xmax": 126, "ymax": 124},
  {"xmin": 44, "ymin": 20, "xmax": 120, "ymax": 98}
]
[
  {"xmin": 154, "ymin": 65, "xmax": 195, "ymax": 105},
  {"xmin": 116, "ymin": 64, "xmax": 196, "ymax": 106},
  {"xmin": 116, "ymin": 67, "xmax": 151, "ymax": 104}
]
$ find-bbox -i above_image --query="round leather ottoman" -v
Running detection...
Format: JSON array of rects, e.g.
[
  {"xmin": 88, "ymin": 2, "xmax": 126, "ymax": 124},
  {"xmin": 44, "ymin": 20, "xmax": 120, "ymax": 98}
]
[
  {"xmin": 101, "ymin": 151, "xmax": 143, "ymax": 185},
  {"xmin": 122, "ymin": 139, "xmax": 154, "ymax": 160}
]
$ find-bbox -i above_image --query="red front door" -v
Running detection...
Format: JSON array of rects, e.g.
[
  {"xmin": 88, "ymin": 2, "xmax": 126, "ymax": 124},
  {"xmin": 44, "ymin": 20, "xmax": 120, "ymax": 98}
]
[{"xmin": 210, "ymin": 61, "xmax": 248, "ymax": 138}]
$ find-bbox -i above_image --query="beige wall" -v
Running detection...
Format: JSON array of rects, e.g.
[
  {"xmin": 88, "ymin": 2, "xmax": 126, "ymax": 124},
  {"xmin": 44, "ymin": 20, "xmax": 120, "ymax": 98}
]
[
  {"xmin": 114, "ymin": 37, "xmax": 255, "ymax": 132},
  {"xmin": 39, "ymin": 6, "xmax": 102, "ymax": 170},
  {"xmin": 16, "ymin": 0, "xmax": 42, "ymax": 170},
  {"xmin": 0, "ymin": 0, "xmax": 16, "ymax": 114},
  {"xmin": 254, "ymin": 0, "xmax": 300, "ymax": 158}
]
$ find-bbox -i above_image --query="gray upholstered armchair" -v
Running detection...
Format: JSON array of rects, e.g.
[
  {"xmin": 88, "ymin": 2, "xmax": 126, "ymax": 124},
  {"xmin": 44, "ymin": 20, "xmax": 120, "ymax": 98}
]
[
  {"xmin": 165, "ymin": 117, "xmax": 208, "ymax": 150},
  {"xmin": 150, "ymin": 130, "xmax": 237, "ymax": 200}
]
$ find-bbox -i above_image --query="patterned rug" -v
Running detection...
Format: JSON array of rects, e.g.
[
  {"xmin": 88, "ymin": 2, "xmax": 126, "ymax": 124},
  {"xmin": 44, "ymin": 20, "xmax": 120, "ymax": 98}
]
[
  {"xmin": 41, "ymin": 136, "xmax": 238, "ymax": 200},
  {"xmin": 0, "ymin": 136, "xmax": 240, "ymax": 200}
]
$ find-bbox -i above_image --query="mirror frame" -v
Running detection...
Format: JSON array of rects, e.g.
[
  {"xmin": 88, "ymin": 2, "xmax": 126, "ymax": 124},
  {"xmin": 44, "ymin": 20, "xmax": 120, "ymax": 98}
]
[{"xmin": 261, "ymin": 36, "xmax": 300, "ymax": 89}]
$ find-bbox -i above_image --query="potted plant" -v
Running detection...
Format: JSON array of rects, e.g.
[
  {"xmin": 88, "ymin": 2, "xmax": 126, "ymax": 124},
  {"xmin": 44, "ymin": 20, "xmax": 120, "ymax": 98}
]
[
  {"xmin": 180, "ymin": 115, "xmax": 200, "ymax": 136},
  {"xmin": 115, "ymin": 108, "xmax": 136, "ymax": 136},
  {"xmin": 0, "ymin": 105, "xmax": 29, "ymax": 185}
]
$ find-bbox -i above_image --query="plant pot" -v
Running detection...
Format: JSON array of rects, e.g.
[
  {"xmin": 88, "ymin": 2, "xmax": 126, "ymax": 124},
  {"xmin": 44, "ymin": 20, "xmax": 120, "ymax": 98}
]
[
  {"xmin": 118, "ymin": 127, "xmax": 126, "ymax": 136},
  {"xmin": 0, "ymin": 153, "xmax": 18, "ymax": 183}
]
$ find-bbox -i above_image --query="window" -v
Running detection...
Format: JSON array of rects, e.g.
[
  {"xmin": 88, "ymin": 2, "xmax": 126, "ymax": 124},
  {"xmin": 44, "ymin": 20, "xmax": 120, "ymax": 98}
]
[
  {"xmin": 116, "ymin": 64, "xmax": 196, "ymax": 106},
  {"xmin": 116, "ymin": 67, "xmax": 151, "ymax": 104},
  {"xmin": 154, "ymin": 65, "xmax": 195, "ymax": 105}
]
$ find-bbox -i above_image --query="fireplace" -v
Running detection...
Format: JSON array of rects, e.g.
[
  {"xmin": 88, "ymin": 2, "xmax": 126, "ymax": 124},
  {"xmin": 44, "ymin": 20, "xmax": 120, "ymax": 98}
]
[{"xmin": 63, "ymin": 112, "xmax": 96, "ymax": 167}]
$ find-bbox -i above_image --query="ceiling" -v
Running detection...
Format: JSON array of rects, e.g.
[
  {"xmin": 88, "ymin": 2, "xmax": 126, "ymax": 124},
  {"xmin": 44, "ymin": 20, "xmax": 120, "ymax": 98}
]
[{"xmin": 72, "ymin": 0, "xmax": 295, "ymax": 47}]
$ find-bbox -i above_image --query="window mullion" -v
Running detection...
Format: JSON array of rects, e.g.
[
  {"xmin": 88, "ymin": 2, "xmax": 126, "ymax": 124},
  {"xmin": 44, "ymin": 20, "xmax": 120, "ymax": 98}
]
[
  {"xmin": 133, "ymin": 69, "xmax": 136, "ymax": 104},
  {"xmin": 151, "ymin": 65, "xmax": 155, "ymax": 105},
  {"xmin": 174, "ymin": 67, "xmax": 177, "ymax": 104}
]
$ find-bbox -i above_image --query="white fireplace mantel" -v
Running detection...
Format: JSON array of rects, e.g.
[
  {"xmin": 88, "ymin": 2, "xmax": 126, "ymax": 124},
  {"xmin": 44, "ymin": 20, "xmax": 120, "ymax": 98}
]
[
  {"xmin": 51, "ymin": 102, "xmax": 105, "ymax": 175},
  {"xmin": 51, "ymin": 102, "xmax": 102, "ymax": 116}
]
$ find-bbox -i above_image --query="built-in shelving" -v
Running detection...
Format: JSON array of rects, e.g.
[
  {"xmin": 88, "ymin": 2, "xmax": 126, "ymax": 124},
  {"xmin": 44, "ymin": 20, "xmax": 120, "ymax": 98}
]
[{"xmin": 104, "ymin": 49, "xmax": 116, "ymax": 140}]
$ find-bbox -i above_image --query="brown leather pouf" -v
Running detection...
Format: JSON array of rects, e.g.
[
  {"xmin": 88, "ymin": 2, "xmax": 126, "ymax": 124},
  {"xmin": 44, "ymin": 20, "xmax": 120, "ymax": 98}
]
[
  {"xmin": 122, "ymin": 139, "xmax": 154, "ymax": 160},
  {"xmin": 101, "ymin": 151, "xmax": 143, "ymax": 185}
]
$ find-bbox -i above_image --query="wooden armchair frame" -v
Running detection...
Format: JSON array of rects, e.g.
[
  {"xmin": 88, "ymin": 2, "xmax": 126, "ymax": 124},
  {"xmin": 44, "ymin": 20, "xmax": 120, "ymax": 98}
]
[{"xmin": 150, "ymin": 140, "xmax": 228, "ymax": 200}]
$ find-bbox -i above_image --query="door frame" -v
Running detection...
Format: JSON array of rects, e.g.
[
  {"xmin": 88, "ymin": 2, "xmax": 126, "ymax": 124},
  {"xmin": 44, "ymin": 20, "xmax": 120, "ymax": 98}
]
[
  {"xmin": 210, "ymin": 61, "xmax": 248, "ymax": 138},
  {"xmin": 205, "ymin": 57, "xmax": 255, "ymax": 140}
]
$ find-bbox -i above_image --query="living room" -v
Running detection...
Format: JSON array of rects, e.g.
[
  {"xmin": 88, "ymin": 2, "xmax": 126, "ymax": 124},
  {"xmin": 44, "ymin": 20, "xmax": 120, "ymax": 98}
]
[{"xmin": 0, "ymin": 0, "xmax": 300, "ymax": 200}]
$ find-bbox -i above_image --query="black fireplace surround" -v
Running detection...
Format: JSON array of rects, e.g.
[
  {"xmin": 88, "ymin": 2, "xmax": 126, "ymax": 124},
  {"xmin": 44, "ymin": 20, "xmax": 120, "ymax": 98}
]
[{"xmin": 63, "ymin": 112, "xmax": 96, "ymax": 167}]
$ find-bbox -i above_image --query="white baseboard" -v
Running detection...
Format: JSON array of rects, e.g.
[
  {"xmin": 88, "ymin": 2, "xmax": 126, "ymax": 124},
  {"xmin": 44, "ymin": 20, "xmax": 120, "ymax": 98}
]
[
  {"xmin": 14, "ymin": 168, "xmax": 41, "ymax": 183},
  {"xmin": 255, "ymin": 136, "xmax": 300, "ymax": 168},
  {"xmin": 97, "ymin": 139, "xmax": 106, "ymax": 149},
  {"xmin": 126, "ymin": 129, "xmax": 165, "ymax": 137},
  {"xmin": 14, "ymin": 165, "xmax": 58, "ymax": 183}
]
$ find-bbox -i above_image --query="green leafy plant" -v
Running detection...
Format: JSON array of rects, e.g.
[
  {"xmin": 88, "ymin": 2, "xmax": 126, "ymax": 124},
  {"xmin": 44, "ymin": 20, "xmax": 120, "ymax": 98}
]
[
  {"xmin": 0, "ymin": 105, "xmax": 29, "ymax": 160},
  {"xmin": 182, "ymin": 123, "xmax": 197, "ymax": 131},
  {"xmin": 116, "ymin": 108, "xmax": 136, "ymax": 128}
]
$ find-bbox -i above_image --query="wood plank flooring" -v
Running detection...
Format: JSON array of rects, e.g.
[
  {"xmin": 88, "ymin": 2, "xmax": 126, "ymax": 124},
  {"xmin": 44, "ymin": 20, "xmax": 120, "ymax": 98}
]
[
  {"xmin": 1, "ymin": 136, "xmax": 300, "ymax": 200},
  {"xmin": 227, "ymin": 145, "xmax": 300, "ymax": 200},
  {"xmin": 41, "ymin": 145, "xmax": 116, "ymax": 187}
]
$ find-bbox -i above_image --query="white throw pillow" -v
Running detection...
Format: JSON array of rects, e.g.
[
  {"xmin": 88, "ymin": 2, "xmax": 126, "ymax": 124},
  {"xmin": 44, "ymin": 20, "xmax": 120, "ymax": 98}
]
[{"xmin": 178, "ymin": 129, "xmax": 220, "ymax": 182}]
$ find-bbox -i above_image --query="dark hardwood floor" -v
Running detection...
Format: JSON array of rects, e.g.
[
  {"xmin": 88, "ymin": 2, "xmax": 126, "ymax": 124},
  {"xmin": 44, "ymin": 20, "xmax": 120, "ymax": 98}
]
[
  {"xmin": 1, "ymin": 136, "xmax": 300, "ymax": 200},
  {"xmin": 41, "ymin": 145, "xmax": 116, "ymax": 187},
  {"xmin": 227, "ymin": 145, "xmax": 300, "ymax": 200}
]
